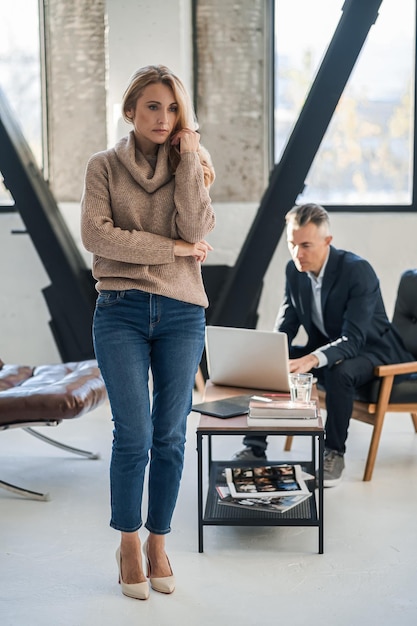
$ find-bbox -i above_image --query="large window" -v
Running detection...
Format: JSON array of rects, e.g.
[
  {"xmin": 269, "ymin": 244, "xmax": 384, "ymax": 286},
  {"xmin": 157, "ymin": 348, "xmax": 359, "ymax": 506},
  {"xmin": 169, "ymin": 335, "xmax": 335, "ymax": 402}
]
[
  {"xmin": 0, "ymin": 1, "xmax": 42, "ymax": 205},
  {"xmin": 274, "ymin": 0, "xmax": 416, "ymax": 206}
]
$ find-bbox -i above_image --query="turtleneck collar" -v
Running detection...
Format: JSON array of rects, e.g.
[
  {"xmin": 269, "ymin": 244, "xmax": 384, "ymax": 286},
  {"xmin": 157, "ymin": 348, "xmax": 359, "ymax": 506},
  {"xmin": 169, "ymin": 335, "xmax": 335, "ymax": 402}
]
[{"xmin": 114, "ymin": 130, "xmax": 172, "ymax": 192}]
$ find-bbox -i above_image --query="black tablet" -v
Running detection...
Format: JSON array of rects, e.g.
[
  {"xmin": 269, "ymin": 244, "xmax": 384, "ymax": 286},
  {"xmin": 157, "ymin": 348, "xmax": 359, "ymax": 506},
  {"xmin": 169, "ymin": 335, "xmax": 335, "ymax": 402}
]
[{"xmin": 191, "ymin": 395, "xmax": 251, "ymax": 418}]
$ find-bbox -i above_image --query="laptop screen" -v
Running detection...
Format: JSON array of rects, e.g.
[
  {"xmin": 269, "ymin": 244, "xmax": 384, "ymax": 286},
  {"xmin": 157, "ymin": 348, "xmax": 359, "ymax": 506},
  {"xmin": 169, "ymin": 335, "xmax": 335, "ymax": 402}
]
[{"xmin": 205, "ymin": 326, "xmax": 290, "ymax": 392}]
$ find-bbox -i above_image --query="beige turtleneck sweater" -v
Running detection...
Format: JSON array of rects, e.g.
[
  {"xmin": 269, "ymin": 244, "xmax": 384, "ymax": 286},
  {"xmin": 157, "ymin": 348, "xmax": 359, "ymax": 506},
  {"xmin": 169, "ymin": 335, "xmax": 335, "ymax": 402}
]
[{"xmin": 81, "ymin": 131, "xmax": 215, "ymax": 307}]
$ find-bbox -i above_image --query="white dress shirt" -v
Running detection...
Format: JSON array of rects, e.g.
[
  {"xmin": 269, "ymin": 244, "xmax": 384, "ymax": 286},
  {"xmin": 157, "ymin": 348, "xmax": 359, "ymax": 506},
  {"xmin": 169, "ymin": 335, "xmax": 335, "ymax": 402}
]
[{"xmin": 306, "ymin": 251, "xmax": 330, "ymax": 368}]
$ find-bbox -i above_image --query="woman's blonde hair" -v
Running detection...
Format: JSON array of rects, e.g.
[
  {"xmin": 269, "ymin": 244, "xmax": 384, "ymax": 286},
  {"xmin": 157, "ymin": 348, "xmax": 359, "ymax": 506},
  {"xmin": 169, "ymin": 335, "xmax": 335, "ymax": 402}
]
[{"xmin": 122, "ymin": 65, "xmax": 215, "ymax": 187}]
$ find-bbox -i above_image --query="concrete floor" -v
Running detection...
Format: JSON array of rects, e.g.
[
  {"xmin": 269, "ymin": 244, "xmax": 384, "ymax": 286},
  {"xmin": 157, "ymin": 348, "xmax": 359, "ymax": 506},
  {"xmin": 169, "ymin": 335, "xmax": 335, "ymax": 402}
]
[{"xmin": 1, "ymin": 397, "xmax": 417, "ymax": 626}]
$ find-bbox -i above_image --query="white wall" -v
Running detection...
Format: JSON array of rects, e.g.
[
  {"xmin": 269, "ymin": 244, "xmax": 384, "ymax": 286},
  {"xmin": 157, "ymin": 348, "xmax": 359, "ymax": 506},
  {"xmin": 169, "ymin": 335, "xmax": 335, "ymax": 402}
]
[
  {"xmin": 1, "ymin": 201, "xmax": 416, "ymax": 364},
  {"xmin": 0, "ymin": 212, "xmax": 61, "ymax": 364}
]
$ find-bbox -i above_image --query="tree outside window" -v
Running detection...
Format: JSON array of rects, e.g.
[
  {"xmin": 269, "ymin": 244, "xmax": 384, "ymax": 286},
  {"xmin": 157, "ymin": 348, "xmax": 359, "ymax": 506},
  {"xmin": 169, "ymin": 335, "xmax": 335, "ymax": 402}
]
[{"xmin": 274, "ymin": 0, "xmax": 415, "ymax": 206}]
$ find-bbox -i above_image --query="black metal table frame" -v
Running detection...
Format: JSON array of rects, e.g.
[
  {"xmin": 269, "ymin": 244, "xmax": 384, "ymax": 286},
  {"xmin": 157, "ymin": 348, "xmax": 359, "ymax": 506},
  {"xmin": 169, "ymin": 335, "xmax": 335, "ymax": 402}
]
[{"xmin": 196, "ymin": 423, "xmax": 324, "ymax": 554}]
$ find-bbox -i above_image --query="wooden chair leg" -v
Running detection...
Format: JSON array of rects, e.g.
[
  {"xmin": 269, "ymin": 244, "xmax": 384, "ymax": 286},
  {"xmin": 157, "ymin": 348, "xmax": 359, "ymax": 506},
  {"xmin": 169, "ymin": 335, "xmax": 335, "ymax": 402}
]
[
  {"xmin": 284, "ymin": 435, "xmax": 293, "ymax": 451},
  {"xmin": 362, "ymin": 376, "xmax": 394, "ymax": 481},
  {"xmin": 363, "ymin": 429, "xmax": 381, "ymax": 482},
  {"xmin": 410, "ymin": 412, "xmax": 417, "ymax": 432},
  {"xmin": 195, "ymin": 366, "xmax": 206, "ymax": 396}
]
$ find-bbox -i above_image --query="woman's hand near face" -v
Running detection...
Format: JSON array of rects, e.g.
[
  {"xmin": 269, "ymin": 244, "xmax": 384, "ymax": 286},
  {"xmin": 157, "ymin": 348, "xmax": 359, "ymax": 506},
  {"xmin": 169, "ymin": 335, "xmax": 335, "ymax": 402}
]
[
  {"xmin": 174, "ymin": 239, "xmax": 213, "ymax": 263},
  {"xmin": 170, "ymin": 128, "xmax": 200, "ymax": 153}
]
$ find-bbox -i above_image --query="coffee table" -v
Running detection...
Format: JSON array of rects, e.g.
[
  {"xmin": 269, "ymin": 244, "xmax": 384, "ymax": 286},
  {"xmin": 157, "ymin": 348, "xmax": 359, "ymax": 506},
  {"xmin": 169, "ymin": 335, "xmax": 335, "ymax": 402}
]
[{"xmin": 195, "ymin": 382, "xmax": 324, "ymax": 553}]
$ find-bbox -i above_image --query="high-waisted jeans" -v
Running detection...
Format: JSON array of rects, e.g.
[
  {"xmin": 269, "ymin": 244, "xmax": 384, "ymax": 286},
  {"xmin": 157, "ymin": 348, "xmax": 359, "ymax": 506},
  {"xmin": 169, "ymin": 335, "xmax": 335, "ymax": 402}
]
[{"xmin": 93, "ymin": 289, "xmax": 205, "ymax": 535}]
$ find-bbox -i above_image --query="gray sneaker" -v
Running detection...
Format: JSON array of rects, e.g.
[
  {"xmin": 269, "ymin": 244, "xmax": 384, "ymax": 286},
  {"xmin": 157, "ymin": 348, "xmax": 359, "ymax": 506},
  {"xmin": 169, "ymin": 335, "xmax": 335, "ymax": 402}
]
[
  {"xmin": 232, "ymin": 447, "xmax": 267, "ymax": 462},
  {"xmin": 323, "ymin": 448, "xmax": 345, "ymax": 487}
]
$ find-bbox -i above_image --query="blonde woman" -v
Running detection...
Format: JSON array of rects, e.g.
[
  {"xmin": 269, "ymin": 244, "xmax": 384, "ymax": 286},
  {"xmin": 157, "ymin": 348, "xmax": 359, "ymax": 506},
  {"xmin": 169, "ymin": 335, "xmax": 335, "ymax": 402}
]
[{"xmin": 81, "ymin": 65, "xmax": 215, "ymax": 600}]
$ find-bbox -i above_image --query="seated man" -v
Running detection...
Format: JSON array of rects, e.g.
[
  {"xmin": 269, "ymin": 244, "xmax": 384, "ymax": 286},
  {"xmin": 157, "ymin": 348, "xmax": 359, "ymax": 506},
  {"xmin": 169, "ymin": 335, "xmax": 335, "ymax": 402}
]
[{"xmin": 234, "ymin": 203, "xmax": 413, "ymax": 487}]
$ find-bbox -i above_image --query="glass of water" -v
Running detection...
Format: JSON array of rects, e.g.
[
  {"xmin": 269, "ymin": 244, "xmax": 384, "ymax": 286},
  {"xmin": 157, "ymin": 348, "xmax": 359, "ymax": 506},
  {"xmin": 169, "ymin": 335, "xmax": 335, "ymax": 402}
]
[{"xmin": 289, "ymin": 373, "xmax": 313, "ymax": 402}]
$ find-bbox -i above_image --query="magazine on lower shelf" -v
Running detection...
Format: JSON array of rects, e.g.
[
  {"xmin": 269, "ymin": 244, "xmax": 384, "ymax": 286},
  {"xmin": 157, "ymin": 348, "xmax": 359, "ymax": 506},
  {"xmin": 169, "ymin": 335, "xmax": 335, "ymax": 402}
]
[
  {"xmin": 216, "ymin": 484, "xmax": 312, "ymax": 513},
  {"xmin": 224, "ymin": 463, "xmax": 310, "ymax": 499}
]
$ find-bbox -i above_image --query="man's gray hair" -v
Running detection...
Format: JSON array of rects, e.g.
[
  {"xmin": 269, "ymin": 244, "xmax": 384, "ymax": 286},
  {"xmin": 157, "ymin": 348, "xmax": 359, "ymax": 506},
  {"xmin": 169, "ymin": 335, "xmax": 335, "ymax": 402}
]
[{"xmin": 285, "ymin": 203, "xmax": 330, "ymax": 230}]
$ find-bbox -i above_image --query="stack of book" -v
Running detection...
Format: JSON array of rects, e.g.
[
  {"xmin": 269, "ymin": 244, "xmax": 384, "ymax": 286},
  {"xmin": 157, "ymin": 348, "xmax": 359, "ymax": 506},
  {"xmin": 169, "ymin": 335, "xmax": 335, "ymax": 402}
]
[{"xmin": 247, "ymin": 394, "xmax": 319, "ymax": 427}]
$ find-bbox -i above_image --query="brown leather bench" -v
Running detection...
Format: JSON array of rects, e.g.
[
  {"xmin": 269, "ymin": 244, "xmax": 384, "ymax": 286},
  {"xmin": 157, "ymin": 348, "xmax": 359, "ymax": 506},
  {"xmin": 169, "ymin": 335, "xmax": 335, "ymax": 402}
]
[{"xmin": 0, "ymin": 358, "xmax": 107, "ymax": 500}]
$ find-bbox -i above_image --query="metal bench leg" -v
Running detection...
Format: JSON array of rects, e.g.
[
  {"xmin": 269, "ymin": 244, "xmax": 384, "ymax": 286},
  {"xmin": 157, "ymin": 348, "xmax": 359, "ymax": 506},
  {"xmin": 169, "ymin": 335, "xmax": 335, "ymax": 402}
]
[
  {"xmin": 23, "ymin": 427, "xmax": 100, "ymax": 460},
  {"xmin": 0, "ymin": 478, "xmax": 50, "ymax": 501}
]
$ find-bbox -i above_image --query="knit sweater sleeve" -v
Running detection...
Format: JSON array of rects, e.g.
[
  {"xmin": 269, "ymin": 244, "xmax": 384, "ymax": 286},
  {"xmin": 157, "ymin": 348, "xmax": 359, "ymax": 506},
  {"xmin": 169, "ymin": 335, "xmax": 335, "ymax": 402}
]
[
  {"xmin": 80, "ymin": 153, "xmax": 176, "ymax": 265},
  {"xmin": 173, "ymin": 152, "xmax": 216, "ymax": 242}
]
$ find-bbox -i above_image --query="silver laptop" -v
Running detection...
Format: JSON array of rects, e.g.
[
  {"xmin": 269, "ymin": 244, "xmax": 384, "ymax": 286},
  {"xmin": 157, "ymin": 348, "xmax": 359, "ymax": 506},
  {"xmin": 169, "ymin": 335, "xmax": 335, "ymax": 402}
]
[{"xmin": 205, "ymin": 326, "xmax": 290, "ymax": 392}]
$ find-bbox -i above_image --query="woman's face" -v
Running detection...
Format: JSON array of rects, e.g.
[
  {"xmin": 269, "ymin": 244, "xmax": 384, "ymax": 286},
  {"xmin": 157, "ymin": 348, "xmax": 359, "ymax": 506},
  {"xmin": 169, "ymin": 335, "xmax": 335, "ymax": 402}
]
[{"xmin": 128, "ymin": 82, "xmax": 178, "ymax": 154}]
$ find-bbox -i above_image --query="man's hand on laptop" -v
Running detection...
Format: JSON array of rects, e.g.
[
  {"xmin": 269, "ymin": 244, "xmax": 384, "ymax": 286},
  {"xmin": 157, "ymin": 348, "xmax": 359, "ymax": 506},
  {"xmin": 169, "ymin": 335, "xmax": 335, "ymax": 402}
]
[{"xmin": 289, "ymin": 354, "xmax": 319, "ymax": 373}]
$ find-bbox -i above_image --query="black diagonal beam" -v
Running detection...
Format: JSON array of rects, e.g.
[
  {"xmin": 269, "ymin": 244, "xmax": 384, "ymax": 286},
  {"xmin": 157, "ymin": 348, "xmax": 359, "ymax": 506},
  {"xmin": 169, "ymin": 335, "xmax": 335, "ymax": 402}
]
[
  {"xmin": 0, "ymin": 88, "xmax": 96, "ymax": 360},
  {"xmin": 210, "ymin": 0, "xmax": 383, "ymax": 327}
]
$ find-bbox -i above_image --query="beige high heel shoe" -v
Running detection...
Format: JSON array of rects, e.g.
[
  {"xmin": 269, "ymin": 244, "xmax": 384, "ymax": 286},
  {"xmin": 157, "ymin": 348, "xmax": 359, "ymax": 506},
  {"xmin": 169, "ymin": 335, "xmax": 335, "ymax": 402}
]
[
  {"xmin": 115, "ymin": 547, "xmax": 150, "ymax": 600},
  {"xmin": 143, "ymin": 539, "xmax": 175, "ymax": 594}
]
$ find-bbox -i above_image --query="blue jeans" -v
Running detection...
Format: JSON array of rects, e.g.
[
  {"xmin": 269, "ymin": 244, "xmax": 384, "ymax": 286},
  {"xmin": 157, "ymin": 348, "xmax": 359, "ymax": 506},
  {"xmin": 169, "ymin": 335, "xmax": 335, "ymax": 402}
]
[{"xmin": 93, "ymin": 289, "xmax": 205, "ymax": 534}]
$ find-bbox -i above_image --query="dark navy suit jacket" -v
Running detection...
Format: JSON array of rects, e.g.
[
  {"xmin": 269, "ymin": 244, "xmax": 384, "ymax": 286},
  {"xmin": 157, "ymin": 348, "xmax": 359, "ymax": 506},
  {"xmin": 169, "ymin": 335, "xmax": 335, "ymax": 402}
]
[{"xmin": 275, "ymin": 246, "xmax": 413, "ymax": 368}]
